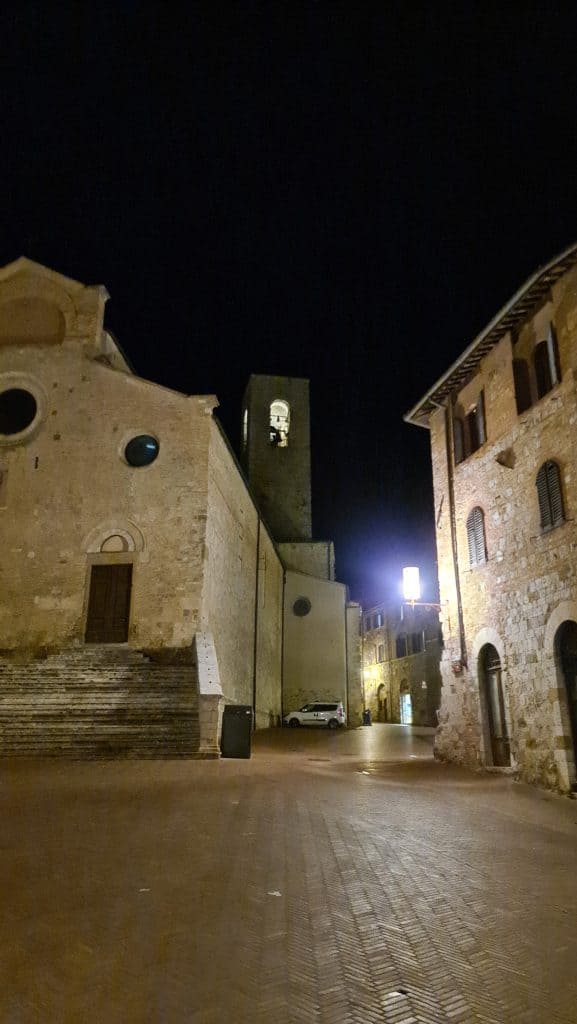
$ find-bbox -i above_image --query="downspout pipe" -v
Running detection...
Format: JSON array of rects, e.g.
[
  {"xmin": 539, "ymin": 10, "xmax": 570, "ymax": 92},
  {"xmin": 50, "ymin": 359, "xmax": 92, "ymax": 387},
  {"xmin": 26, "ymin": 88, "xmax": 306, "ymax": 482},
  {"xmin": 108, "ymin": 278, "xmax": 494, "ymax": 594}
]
[
  {"xmin": 252, "ymin": 513, "xmax": 261, "ymax": 730},
  {"xmin": 443, "ymin": 398, "xmax": 467, "ymax": 666}
]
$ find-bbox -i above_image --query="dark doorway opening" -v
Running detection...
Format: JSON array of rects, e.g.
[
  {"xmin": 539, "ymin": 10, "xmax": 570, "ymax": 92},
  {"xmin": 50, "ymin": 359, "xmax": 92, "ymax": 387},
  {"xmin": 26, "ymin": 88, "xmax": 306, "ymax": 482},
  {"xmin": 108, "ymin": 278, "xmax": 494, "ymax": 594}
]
[
  {"xmin": 377, "ymin": 684, "xmax": 387, "ymax": 722},
  {"xmin": 85, "ymin": 564, "xmax": 132, "ymax": 643},
  {"xmin": 480, "ymin": 644, "xmax": 510, "ymax": 766},
  {"xmin": 556, "ymin": 620, "xmax": 577, "ymax": 767}
]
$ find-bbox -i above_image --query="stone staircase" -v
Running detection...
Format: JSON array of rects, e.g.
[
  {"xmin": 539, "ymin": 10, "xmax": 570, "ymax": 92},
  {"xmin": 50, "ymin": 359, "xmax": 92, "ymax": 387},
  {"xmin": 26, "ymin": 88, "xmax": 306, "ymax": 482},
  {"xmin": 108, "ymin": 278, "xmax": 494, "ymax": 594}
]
[{"xmin": 0, "ymin": 646, "xmax": 200, "ymax": 758}]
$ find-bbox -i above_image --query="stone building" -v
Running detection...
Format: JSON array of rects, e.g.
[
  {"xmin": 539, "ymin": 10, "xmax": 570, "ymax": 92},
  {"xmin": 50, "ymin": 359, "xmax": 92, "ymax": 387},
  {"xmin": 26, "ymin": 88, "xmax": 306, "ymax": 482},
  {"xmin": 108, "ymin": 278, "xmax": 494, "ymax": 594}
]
[
  {"xmin": 362, "ymin": 603, "xmax": 442, "ymax": 726},
  {"xmin": 406, "ymin": 241, "xmax": 577, "ymax": 792},
  {"xmin": 0, "ymin": 257, "xmax": 362, "ymax": 757}
]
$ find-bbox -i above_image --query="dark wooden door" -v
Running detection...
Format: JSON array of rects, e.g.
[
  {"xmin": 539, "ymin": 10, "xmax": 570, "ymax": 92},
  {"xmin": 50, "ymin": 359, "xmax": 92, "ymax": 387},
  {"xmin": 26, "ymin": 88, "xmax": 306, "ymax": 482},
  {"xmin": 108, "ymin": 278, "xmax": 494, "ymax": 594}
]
[
  {"xmin": 558, "ymin": 621, "xmax": 577, "ymax": 765},
  {"xmin": 85, "ymin": 564, "xmax": 132, "ymax": 643},
  {"xmin": 485, "ymin": 662, "xmax": 510, "ymax": 766}
]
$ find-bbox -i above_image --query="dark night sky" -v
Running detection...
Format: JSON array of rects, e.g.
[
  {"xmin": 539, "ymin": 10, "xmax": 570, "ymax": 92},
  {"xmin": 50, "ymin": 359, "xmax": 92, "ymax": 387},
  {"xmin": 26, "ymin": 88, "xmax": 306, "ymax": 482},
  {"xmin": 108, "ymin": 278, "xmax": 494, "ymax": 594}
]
[{"xmin": 2, "ymin": 2, "xmax": 577, "ymax": 604}]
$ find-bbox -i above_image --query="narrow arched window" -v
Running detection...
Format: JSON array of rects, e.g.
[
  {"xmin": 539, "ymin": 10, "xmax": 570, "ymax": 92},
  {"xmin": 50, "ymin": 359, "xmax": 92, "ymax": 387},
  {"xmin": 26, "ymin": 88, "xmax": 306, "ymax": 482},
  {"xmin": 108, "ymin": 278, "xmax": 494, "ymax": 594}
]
[
  {"xmin": 269, "ymin": 399, "xmax": 290, "ymax": 447},
  {"xmin": 513, "ymin": 359, "xmax": 532, "ymax": 414},
  {"xmin": 242, "ymin": 408, "xmax": 248, "ymax": 449},
  {"xmin": 534, "ymin": 326, "xmax": 560, "ymax": 400},
  {"xmin": 466, "ymin": 506, "xmax": 487, "ymax": 566},
  {"xmin": 453, "ymin": 417, "xmax": 465, "ymax": 464},
  {"xmin": 536, "ymin": 460, "xmax": 565, "ymax": 531}
]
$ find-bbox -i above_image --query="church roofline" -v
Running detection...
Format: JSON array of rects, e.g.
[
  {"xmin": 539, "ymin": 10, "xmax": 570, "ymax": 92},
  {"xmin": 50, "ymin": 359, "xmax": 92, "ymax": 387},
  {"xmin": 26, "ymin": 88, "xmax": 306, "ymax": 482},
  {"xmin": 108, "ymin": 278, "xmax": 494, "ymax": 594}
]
[
  {"xmin": 0, "ymin": 255, "xmax": 110, "ymax": 300},
  {"xmin": 404, "ymin": 240, "xmax": 577, "ymax": 428}
]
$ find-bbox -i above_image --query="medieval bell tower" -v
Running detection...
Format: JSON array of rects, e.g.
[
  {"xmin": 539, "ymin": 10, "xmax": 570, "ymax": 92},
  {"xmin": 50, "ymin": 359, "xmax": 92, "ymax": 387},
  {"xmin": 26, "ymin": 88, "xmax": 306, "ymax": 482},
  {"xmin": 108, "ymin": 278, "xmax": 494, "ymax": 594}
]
[{"xmin": 241, "ymin": 374, "xmax": 312, "ymax": 541}]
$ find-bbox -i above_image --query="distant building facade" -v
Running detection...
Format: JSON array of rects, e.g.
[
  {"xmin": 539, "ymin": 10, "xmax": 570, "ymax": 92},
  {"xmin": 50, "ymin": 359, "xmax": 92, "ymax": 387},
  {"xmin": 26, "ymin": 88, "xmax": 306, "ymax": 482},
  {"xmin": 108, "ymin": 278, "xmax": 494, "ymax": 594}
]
[
  {"xmin": 406, "ymin": 242, "xmax": 577, "ymax": 792},
  {"xmin": 0, "ymin": 258, "xmax": 362, "ymax": 758},
  {"xmin": 362, "ymin": 603, "xmax": 442, "ymax": 726}
]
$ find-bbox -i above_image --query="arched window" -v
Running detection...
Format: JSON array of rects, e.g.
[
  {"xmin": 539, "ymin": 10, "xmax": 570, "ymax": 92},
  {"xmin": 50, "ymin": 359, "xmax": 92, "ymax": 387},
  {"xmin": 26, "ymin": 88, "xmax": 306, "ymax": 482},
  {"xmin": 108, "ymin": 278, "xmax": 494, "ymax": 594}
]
[
  {"xmin": 453, "ymin": 417, "xmax": 465, "ymax": 464},
  {"xmin": 269, "ymin": 399, "xmax": 290, "ymax": 447},
  {"xmin": 534, "ymin": 327, "xmax": 560, "ymax": 400},
  {"xmin": 466, "ymin": 506, "xmax": 487, "ymax": 566},
  {"xmin": 536, "ymin": 460, "xmax": 565, "ymax": 531},
  {"xmin": 513, "ymin": 359, "xmax": 532, "ymax": 414},
  {"xmin": 242, "ymin": 408, "xmax": 248, "ymax": 449}
]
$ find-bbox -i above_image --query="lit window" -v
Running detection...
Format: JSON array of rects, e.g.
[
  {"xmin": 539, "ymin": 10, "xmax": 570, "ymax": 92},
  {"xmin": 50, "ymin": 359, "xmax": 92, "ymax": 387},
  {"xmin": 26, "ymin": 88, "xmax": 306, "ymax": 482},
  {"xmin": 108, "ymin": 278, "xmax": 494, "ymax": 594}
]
[
  {"xmin": 269, "ymin": 399, "xmax": 290, "ymax": 447},
  {"xmin": 242, "ymin": 409, "xmax": 248, "ymax": 449},
  {"xmin": 536, "ymin": 460, "xmax": 565, "ymax": 532}
]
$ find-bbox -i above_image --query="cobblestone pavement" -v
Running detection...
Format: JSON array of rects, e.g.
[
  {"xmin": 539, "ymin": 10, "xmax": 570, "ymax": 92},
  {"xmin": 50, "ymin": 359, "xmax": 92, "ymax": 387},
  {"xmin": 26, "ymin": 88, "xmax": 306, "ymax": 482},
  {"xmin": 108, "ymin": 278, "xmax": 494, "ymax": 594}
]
[{"xmin": 1, "ymin": 724, "xmax": 577, "ymax": 1023}]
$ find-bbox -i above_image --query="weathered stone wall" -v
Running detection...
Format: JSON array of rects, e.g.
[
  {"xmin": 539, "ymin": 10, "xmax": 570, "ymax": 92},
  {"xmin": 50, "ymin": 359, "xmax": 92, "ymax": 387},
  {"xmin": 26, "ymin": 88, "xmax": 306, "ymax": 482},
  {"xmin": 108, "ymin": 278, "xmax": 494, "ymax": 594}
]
[
  {"xmin": 283, "ymin": 569, "xmax": 348, "ymax": 714},
  {"xmin": 429, "ymin": 264, "xmax": 577, "ymax": 791},
  {"xmin": 278, "ymin": 541, "xmax": 335, "ymax": 580},
  {"xmin": 203, "ymin": 421, "xmax": 283, "ymax": 727}
]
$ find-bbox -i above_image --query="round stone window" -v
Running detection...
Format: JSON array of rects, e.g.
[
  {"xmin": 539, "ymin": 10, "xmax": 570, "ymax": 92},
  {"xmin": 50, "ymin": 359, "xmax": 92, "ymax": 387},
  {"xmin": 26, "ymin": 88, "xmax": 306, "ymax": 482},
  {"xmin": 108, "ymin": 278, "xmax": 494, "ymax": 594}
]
[
  {"xmin": 0, "ymin": 388, "xmax": 38, "ymax": 436},
  {"xmin": 124, "ymin": 434, "xmax": 159, "ymax": 467},
  {"xmin": 293, "ymin": 597, "xmax": 312, "ymax": 617}
]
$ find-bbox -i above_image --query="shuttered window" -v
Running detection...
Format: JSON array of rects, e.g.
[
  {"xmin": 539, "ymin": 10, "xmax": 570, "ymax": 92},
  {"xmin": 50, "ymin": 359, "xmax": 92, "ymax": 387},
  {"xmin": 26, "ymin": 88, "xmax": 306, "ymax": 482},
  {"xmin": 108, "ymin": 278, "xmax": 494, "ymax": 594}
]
[
  {"xmin": 536, "ymin": 460, "xmax": 565, "ymax": 531},
  {"xmin": 466, "ymin": 506, "xmax": 487, "ymax": 566}
]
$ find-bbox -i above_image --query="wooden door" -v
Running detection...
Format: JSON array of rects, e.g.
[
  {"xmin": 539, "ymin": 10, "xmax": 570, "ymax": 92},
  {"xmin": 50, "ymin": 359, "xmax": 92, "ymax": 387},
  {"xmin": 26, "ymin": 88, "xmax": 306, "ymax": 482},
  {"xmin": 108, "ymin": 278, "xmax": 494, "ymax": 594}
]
[
  {"xmin": 85, "ymin": 564, "xmax": 132, "ymax": 643},
  {"xmin": 482, "ymin": 646, "xmax": 510, "ymax": 767}
]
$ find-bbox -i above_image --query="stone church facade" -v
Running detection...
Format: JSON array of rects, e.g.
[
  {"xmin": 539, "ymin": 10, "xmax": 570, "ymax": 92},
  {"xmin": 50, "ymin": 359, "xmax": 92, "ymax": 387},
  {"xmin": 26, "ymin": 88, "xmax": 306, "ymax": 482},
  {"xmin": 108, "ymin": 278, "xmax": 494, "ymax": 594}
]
[
  {"xmin": 406, "ymin": 241, "xmax": 577, "ymax": 792},
  {"xmin": 0, "ymin": 258, "xmax": 362, "ymax": 757}
]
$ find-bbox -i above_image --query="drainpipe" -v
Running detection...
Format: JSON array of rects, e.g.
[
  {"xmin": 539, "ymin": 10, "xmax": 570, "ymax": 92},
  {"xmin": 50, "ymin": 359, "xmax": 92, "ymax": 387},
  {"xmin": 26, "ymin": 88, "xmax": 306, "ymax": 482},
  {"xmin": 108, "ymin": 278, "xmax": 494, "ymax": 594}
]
[
  {"xmin": 443, "ymin": 399, "xmax": 467, "ymax": 666},
  {"xmin": 252, "ymin": 513, "xmax": 261, "ymax": 730},
  {"xmin": 280, "ymin": 568, "xmax": 286, "ymax": 721}
]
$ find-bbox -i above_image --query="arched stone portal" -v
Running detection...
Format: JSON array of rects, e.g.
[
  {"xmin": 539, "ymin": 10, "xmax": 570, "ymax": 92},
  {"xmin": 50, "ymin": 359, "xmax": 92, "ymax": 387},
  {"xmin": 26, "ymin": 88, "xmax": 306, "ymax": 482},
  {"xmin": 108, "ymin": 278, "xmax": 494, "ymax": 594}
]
[{"xmin": 377, "ymin": 683, "xmax": 387, "ymax": 722}]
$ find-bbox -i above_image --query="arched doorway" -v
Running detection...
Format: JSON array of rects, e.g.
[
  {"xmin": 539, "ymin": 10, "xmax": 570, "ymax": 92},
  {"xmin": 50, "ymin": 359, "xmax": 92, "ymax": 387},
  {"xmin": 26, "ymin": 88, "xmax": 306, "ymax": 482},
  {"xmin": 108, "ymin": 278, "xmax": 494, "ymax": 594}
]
[
  {"xmin": 480, "ymin": 644, "xmax": 510, "ymax": 766},
  {"xmin": 377, "ymin": 684, "xmax": 387, "ymax": 722},
  {"xmin": 400, "ymin": 681, "xmax": 412, "ymax": 725},
  {"xmin": 555, "ymin": 620, "xmax": 577, "ymax": 764}
]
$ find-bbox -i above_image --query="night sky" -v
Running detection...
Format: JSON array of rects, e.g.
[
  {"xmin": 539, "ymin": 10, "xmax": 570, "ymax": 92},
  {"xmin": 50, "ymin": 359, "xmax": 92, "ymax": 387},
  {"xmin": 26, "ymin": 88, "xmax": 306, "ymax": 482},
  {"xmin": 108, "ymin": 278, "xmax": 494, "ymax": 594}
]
[{"xmin": 3, "ymin": 2, "xmax": 577, "ymax": 605}]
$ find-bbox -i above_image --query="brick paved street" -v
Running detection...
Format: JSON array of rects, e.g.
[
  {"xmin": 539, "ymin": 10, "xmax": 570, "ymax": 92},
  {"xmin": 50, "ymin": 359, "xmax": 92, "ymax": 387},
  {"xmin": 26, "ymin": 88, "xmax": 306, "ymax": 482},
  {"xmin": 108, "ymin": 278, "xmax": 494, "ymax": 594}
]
[{"xmin": 1, "ymin": 724, "xmax": 577, "ymax": 1023}]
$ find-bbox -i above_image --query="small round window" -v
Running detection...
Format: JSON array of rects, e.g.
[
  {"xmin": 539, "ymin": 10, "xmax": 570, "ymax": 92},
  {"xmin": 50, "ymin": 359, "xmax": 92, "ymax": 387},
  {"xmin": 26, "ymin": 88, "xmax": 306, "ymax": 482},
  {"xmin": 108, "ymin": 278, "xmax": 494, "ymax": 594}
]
[
  {"xmin": 293, "ymin": 597, "xmax": 312, "ymax": 617},
  {"xmin": 0, "ymin": 388, "xmax": 38, "ymax": 435},
  {"xmin": 124, "ymin": 434, "xmax": 159, "ymax": 467}
]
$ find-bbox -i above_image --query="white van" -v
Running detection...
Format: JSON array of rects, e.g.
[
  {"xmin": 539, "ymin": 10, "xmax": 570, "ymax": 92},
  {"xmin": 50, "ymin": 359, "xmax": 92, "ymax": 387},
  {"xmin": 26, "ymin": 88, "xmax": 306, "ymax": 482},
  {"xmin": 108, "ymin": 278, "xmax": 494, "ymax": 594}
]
[{"xmin": 283, "ymin": 701, "xmax": 346, "ymax": 729}]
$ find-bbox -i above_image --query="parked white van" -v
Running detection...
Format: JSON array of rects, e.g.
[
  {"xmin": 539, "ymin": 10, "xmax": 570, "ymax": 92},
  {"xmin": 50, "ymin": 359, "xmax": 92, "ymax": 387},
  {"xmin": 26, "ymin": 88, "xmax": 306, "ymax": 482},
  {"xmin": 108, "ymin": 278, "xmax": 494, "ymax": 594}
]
[{"xmin": 283, "ymin": 701, "xmax": 346, "ymax": 729}]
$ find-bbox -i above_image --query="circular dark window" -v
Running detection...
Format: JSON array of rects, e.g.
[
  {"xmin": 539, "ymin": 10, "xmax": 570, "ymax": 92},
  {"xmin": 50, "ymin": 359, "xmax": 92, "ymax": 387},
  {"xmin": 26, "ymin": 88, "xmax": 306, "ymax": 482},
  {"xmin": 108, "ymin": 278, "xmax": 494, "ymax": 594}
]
[
  {"xmin": 293, "ymin": 597, "xmax": 312, "ymax": 617},
  {"xmin": 124, "ymin": 434, "xmax": 159, "ymax": 467},
  {"xmin": 0, "ymin": 388, "xmax": 38, "ymax": 435}
]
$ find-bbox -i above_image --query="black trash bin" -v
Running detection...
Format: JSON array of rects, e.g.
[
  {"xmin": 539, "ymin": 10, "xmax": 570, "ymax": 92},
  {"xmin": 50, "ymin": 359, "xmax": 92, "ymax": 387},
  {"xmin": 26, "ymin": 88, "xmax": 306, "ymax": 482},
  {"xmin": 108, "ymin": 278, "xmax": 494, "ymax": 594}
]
[
  {"xmin": 362, "ymin": 708, "xmax": 372, "ymax": 726},
  {"xmin": 221, "ymin": 704, "xmax": 253, "ymax": 758}
]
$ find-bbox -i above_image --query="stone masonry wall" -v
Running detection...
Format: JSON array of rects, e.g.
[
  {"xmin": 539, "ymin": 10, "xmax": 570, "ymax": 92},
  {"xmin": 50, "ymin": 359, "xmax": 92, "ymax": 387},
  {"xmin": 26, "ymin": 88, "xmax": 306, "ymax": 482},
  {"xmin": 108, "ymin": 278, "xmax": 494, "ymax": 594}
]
[
  {"xmin": 430, "ymin": 264, "xmax": 577, "ymax": 791},
  {"xmin": 203, "ymin": 421, "xmax": 283, "ymax": 727}
]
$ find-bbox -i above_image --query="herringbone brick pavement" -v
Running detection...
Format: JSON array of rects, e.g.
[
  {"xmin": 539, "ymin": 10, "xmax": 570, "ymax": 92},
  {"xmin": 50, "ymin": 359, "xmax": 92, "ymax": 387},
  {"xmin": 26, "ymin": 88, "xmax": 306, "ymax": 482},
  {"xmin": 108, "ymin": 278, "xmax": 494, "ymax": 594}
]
[{"xmin": 0, "ymin": 725, "xmax": 576, "ymax": 1023}]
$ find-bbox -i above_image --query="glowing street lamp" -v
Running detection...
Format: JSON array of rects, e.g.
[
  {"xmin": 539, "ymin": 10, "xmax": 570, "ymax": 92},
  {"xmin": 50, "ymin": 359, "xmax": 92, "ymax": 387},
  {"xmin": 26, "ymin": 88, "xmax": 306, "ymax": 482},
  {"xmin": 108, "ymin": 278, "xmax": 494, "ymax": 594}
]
[{"xmin": 402, "ymin": 566, "xmax": 421, "ymax": 604}]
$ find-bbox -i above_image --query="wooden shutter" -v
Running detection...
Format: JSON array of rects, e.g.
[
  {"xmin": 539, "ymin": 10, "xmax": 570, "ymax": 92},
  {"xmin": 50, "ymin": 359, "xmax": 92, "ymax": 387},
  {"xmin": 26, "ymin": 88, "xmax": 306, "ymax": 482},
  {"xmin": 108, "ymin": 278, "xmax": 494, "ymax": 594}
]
[
  {"xmin": 467, "ymin": 507, "xmax": 486, "ymax": 566},
  {"xmin": 546, "ymin": 460, "xmax": 564, "ymax": 527},
  {"xmin": 535, "ymin": 342, "xmax": 552, "ymax": 398},
  {"xmin": 453, "ymin": 417, "xmax": 464, "ymax": 464},
  {"xmin": 513, "ymin": 359, "xmax": 532, "ymax": 413},
  {"xmin": 547, "ymin": 323, "xmax": 561, "ymax": 387},
  {"xmin": 476, "ymin": 392, "xmax": 486, "ymax": 446},
  {"xmin": 536, "ymin": 463, "xmax": 551, "ymax": 529}
]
